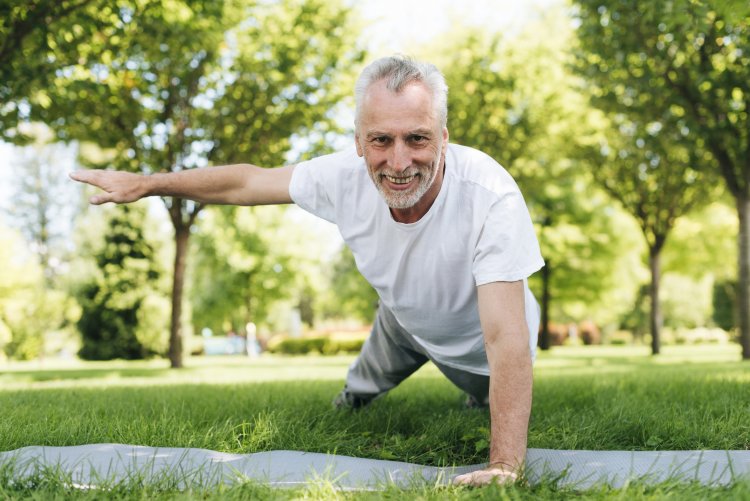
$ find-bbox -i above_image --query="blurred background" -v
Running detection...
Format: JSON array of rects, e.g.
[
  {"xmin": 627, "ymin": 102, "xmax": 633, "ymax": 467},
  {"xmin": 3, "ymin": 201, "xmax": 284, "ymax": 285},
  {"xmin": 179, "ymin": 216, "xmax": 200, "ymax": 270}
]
[{"xmin": 0, "ymin": 0, "xmax": 747, "ymax": 366}]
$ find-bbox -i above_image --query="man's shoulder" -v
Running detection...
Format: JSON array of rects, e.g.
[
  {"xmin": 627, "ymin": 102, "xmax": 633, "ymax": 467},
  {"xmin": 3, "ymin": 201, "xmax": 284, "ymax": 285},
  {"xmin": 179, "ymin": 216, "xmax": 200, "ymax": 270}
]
[
  {"xmin": 447, "ymin": 143, "xmax": 496, "ymax": 163},
  {"xmin": 446, "ymin": 143, "xmax": 518, "ymax": 194}
]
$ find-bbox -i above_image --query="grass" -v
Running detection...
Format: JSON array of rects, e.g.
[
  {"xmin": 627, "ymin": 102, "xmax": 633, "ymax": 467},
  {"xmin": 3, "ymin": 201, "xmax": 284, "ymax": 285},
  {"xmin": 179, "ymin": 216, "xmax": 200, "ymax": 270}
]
[{"xmin": 0, "ymin": 344, "xmax": 748, "ymax": 499}]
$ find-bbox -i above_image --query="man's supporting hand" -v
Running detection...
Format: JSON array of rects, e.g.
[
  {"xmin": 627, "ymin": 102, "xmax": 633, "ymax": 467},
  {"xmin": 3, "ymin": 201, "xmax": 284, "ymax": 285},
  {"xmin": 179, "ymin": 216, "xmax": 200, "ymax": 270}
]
[
  {"xmin": 453, "ymin": 463, "xmax": 519, "ymax": 486},
  {"xmin": 69, "ymin": 170, "xmax": 147, "ymax": 205}
]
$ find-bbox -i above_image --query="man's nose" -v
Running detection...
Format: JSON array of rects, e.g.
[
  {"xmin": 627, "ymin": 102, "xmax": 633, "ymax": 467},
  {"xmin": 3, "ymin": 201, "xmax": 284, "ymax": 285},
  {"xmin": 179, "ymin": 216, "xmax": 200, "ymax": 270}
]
[{"xmin": 389, "ymin": 141, "xmax": 411, "ymax": 172}]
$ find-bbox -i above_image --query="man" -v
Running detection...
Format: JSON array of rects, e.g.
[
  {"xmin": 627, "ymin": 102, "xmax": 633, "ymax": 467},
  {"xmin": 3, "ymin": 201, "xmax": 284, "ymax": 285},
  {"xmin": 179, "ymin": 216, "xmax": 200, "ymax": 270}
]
[{"xmin": 70, "ymin": 56, "xmax": 544, "ymax": 486}]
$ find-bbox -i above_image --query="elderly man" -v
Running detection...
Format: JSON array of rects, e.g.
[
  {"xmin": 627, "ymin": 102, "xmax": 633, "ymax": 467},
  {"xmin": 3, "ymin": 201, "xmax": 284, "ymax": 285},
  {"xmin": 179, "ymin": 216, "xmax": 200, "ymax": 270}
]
[{"xmin": 71, "ymin": 56, "xmax": 544, "ymax": 486}]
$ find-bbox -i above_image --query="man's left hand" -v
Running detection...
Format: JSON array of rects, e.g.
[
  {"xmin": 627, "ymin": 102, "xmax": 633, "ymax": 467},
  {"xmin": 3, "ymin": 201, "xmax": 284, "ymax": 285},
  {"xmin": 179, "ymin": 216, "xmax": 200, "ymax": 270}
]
[{"xmin": 452, "ymin": 465, "xmax": 519, "ymax": 486}]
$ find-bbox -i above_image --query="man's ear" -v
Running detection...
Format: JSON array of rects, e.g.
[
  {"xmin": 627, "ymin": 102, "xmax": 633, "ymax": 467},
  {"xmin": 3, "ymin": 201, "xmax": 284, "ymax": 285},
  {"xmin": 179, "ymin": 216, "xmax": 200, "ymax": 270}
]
[{"xmin": 355, "ymin": 134, "xmax": 364, "ymax": 157}]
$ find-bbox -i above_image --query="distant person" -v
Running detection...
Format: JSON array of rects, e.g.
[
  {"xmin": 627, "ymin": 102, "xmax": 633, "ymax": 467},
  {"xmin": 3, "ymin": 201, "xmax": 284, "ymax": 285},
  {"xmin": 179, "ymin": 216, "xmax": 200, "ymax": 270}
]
[{"xmin": 71, "ymin": 56, "xmax": 544, "ymax": 486}]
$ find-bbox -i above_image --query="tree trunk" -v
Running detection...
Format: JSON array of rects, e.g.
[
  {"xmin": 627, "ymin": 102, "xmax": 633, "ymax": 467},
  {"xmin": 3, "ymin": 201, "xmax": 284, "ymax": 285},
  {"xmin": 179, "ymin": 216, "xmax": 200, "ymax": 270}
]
[
  {"xmin": 649, "ymin": 247, "xmax": 662, "ymax": 356},
  {"xmin": 168, "ymin": 224, "xmax": 190, "ymax": 368},
  {"xmin": 539, "ymin": 260, "xmax": 551, "ymax": 351},
  {"xmin": 737, "ymin": 196, "xmax": 750, "ymax": 360}
]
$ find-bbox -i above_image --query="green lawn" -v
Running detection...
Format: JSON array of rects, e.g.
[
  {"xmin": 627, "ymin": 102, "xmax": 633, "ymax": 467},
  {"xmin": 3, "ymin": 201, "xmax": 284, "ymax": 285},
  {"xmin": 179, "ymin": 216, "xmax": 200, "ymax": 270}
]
[{"xmin": 1, "ymin": 344, "xmax": 749, "ymax": 499}]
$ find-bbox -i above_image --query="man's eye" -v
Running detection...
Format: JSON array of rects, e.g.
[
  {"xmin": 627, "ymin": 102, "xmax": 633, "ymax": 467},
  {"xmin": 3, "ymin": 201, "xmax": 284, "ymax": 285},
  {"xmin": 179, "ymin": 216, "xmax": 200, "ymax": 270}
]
[
  {"xmin": 373, "ymin": 137, "xmax": 389, "ymax": 144},
  {"xmin": 410, "ymin": 135, "xmax": 427, "ymax": 143}
]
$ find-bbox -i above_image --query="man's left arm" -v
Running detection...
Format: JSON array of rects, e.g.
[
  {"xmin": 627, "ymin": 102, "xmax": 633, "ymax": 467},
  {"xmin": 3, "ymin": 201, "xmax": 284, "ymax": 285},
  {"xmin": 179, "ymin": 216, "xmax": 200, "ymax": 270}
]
[{"xmin": 453, "ymin": 280, "xmax": 532, "ymax": 486}]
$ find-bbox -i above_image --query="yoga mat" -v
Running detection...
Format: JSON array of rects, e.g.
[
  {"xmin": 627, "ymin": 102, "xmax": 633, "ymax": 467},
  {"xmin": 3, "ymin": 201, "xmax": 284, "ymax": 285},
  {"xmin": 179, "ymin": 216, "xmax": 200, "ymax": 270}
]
[{"xmin": 1, "ymin": 444, "xmax": 748, "ymax": 490}]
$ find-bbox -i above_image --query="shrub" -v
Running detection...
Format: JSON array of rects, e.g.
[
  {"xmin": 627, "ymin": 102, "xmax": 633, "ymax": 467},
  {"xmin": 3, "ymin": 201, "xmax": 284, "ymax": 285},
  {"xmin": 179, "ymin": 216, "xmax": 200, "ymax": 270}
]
[
  {"xmin": 579, "ymin": 321, "xmax": 601, "ymax": 345},
  {"xmin": 673, "ymin": 327, "xmax": 730, "ymax": 345},
  {"xmin": 544, "ymin": 323, "xmax": 568, "ymax": 346},
  {"xmin": 607, "ymin": 330, "xmax": 633, "ymax": 345},
  {"xmin": 75, "ymin": 205, "xmax": 162, "ymax": 361},
  {"xmin": 266, "ymin": 335, "xmax": 365, "ymax": 355}
]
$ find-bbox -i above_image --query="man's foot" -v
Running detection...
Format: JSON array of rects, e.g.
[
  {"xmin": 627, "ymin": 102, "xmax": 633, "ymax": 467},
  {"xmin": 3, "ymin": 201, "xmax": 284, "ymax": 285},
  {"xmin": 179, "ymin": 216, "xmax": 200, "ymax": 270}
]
[
  {"xmin": 332, "ymin": 390, "xmax": 373, "ymax": 410},
  {"xmin": 464, "ymin": 394, "xmax": 490, "ymax": 409}
]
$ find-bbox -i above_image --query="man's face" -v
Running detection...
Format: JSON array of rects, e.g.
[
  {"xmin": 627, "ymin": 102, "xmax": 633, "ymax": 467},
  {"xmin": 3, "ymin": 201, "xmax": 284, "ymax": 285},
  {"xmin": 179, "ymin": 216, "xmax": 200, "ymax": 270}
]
[{"xmin": 355, "ymin": 79, "xmax": 448, "ymax": 221}]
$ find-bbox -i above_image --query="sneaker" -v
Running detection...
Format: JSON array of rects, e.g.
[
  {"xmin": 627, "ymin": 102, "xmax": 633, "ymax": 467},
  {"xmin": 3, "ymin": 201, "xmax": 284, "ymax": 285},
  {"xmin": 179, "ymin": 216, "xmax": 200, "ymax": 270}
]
[
  {"xmin": 332, "ymin": 390, "xmax": 373, "ymax": 410},
  {"xmin": 464, "ymin": 394, "xmax": 490, "ymax": 409}
]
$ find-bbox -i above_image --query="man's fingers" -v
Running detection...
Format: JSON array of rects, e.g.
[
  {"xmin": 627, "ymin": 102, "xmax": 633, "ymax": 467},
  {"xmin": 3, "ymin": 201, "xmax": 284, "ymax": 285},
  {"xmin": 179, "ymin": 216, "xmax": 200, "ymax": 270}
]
[
  {"xmin": 69, "ymin": 170, "xmax": 96, "ymax": 184},
  {"xmin": 89, "ymin": 194, "xmax": 110, "ymax": 205},
  {"xmin": 70, "ymin": 169, "xmax": 142, "ymax": 205},
  {"xmin": 453, "ymin": 468, "xmax": 518, "ymax": 486},
  {"xmin": 452, "ymin": 472, "xmax": 473, "ymax": 485}
]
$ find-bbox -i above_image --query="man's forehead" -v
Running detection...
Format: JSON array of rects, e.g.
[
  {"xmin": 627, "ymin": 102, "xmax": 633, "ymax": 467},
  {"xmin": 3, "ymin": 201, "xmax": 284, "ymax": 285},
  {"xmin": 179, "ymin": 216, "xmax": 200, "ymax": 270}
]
[{"xmin": 359, "ymin": 80, "xmax": 437, "ymax": 126}]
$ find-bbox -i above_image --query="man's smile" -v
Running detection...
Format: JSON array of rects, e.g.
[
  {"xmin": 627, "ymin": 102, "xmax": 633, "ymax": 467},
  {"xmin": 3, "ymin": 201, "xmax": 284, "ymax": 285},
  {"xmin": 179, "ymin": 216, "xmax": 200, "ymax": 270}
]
[{"xmin": 383, "ymin": 173, "xmax": 419, "ymax": 186}]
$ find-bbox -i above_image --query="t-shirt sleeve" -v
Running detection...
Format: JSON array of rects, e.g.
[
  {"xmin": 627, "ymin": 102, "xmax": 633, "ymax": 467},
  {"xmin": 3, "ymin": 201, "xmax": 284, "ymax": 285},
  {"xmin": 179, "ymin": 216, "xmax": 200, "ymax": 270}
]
[
  {"xmin": 472, "ymin": 190, "xmax": 544, "ymax": 285},
  {"xmin": 288, "ymin": 148, "xmax": 359, "ymax": 224}
]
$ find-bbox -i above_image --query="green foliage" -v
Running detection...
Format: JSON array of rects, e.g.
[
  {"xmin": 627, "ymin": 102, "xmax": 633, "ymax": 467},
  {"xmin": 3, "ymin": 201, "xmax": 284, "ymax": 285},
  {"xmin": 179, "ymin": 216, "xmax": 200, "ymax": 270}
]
[
  {"xmin": 0, "ymin": 0, "xmax": 117, "ymax": 140},
  {"xmin": 579, "ymin": 110, "xmax": 716, "ymax": 255},
  {"xmin": 431, "ymin": 15, "xmax": 643, "ymax": 328},
  {"xmin": 6, "ymin": 125, "xmax": 83, "ymax": 284},
  {"xmin": 135, "ymin": 294, "xmax": 172, "ymax": 354},
  {"xmin": 0, "ymin": 224, "xmax": 53, "ymax": 360},
  {"xmin": 190, "ymin": 205, "xmax": 324, "ymax": 334},
  {"xmin": 713, "ymin": 280, "xmax": 737, "ymax": 332},
  {"xmin": 75, "ymin": 204, "xmax": 162, "ymax": 360},
  {"xmin": 32, "ymin": 0, "xmax": 365, "ymax": 173},
  {"xmin": 15, "ymin": 0, "xmax": 365, "ymax": 366},
  {"xmin": 266, "ymin": 335, "xmax": 365, "ymax": 355},
  {"xmin": 661, "ymin": 274, "xmax": 714, "ymax": 329},
  {"xmin": 323, "ymin": 246, "xmax": 378, "ymax": 323},
  {"xmin": 662, "ymin": 201, "xmax": 737, "ymax": 280},
  {"xmin": 572, "ymin": 0, "xmax": 749, "ymax": 196},
  {"xmin": 572, "ymin": 0, "xmax": 750, "ymax": 356}
]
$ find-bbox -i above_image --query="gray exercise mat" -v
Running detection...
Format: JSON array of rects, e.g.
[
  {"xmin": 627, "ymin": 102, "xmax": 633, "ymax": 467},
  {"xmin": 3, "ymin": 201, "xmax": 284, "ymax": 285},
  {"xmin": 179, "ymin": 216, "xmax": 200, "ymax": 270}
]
[{"xmin": 1, "ymin": 444, "xmax": 748, "ymax": 490}]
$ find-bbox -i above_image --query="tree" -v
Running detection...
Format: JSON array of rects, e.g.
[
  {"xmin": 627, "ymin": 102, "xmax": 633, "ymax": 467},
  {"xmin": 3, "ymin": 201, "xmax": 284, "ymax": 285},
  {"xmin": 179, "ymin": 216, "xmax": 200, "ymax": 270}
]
[
  {"xmin": 76, "ymin": 204, "xmax": 161, "ymax": 360},
  {"xmin": 191, "ymin": 204, "xmax": 333, "ymax": 336},
  {"xmin": 663, "ymin": 201, "xmax": 737, "ymax": 333},
  {"xmin": 577, "ymin": 111, "xmax": 715, "ymax": 354},
  {"xmin": 434, "ymin": 17, "xmax": 639, "ymax": 348},
  {"xmin": 572, "ymin": 0, "xmax": 750, "ymax": 358},
  {"xmin": 6, "ymin": 125, "xmax": 81, "ymax": 283},
  {"xmin": 0, "ymin": 0, "xmax": 134, "ymax": 141},
  {"xmin": 33, "ymin": 0, "xmax": 364, "ymax": 367},
  {"xmin": 191, "ymin": 206, "xmax": 291, "ymax": 336},
  {"xmin": 324, "ymin": 246, "xmax": 379, "ymax": 324},
  {"xmin": 0, "ymin": 224, "xmax": 45, "ymax": 359}
]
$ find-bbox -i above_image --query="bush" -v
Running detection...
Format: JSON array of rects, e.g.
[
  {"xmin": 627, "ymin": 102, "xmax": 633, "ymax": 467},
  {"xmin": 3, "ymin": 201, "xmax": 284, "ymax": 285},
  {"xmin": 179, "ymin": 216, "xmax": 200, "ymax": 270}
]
[
  {"xmin": 542, "ymin": 323, "xmax": 568, "ymax": 346},
  {"xmin": 579, "ymin": 321, "xmax": 601, "ymax": 345},
  {"xmin": 266, "ymin": 335, "xmax": 365, "ymax": 355},
  {"xmin": 607, "ymin": 330, "xmax": 633, "ymax": 345},
  {"xmin": 673, "ymin": 327, "xmax": 730, "ymax": 345},
  {"xmin": 135, "ymin": 295, "xmax": 170, "ymax": 356},
  {"xmin": 0, "ymin": 318, "xmax": 10, "ymax": 355},
  {"xmin": 2, "ymin": 288, "xmax": 69, "ymax": 360},
  {"xmin": 713, "ymin": 280, "xmax": 736, "ymax": 331},
  {"xmin": 75, "ymin": 205, "xmax": 162, "ymax": 361},
  {"xmin": 3, "ymin": 328, "xmax": 43, "ymax": 360}
]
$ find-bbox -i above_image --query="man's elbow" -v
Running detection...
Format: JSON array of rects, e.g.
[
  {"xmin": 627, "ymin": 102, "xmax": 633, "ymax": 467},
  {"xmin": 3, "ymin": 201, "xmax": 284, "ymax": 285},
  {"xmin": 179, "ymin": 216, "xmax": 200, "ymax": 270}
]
[{"xmin": 484, "ymin": 326, "xmax": 531, "ymax": 362}]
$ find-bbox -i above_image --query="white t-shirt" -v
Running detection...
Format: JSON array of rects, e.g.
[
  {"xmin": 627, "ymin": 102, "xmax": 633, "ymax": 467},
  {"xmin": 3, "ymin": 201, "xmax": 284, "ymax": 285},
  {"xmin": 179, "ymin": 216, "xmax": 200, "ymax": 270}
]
[{"xmin": 289, "ymin": 143, "xmax": 544, "ymax": 375}]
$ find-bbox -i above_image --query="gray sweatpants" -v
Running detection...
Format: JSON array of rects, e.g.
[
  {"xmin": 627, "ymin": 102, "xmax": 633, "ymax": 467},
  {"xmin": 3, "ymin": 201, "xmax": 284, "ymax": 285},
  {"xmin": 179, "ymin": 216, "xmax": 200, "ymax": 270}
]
[{"xmin": 344, "ymin": 304, "xmax": 490, "ymax": 403}]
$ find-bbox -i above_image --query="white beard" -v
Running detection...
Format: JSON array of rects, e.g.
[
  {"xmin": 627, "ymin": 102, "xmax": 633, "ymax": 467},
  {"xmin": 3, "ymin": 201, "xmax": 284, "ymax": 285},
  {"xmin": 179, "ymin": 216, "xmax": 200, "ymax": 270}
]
[{"xmin": 367, "ymin": 146, "xmax": 442, "ymax": 210}]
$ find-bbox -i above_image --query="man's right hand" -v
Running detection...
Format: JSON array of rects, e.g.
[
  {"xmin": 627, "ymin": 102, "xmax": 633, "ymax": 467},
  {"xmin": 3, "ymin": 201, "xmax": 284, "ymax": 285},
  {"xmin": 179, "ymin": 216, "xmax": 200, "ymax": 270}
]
[{"xmin": 69, "ymin": 170, "xmax": 147, "ymax": 205}]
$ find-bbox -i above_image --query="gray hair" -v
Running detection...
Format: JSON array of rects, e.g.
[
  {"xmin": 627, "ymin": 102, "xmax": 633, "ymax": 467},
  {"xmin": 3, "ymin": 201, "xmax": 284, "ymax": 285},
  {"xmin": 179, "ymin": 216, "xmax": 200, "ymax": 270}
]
[{"xmin": 354, "ymin": 56, "xmax": 448, "ymax": 130}]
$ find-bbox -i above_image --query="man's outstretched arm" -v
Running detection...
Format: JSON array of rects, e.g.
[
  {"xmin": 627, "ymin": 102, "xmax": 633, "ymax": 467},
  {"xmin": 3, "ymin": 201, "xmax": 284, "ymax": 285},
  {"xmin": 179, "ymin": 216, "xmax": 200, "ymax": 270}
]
[
  {"xmin": 453, "ymin": 280, "xmax": 532, "ymax": 486},
  {"xmin": 69, "ymin": 164, "xmax": 296, "ymax": 206}
]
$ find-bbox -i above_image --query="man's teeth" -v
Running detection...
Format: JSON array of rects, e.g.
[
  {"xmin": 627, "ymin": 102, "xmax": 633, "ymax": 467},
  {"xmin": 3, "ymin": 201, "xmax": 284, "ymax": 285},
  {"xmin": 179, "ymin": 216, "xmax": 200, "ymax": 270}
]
[{"xmin": 385, "ymin": 174, "xmax": 416, "ymax": 185}]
